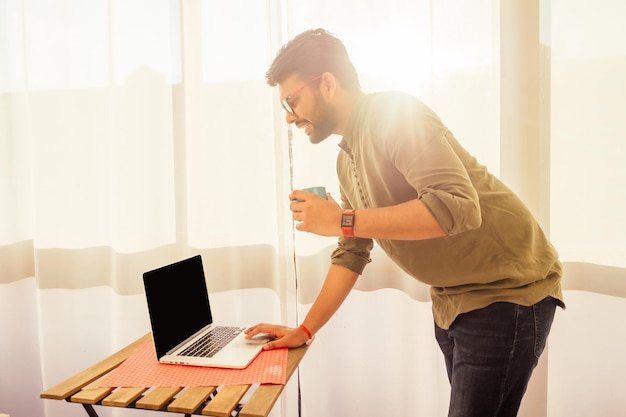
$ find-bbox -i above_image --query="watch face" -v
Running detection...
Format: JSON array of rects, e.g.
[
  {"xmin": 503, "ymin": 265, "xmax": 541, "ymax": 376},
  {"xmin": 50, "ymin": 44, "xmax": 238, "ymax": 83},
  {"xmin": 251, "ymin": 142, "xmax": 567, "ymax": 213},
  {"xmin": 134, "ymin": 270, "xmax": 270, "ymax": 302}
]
[{"xmin": 341, "ymin": 214, "xmax": 354, "ymax": 227}]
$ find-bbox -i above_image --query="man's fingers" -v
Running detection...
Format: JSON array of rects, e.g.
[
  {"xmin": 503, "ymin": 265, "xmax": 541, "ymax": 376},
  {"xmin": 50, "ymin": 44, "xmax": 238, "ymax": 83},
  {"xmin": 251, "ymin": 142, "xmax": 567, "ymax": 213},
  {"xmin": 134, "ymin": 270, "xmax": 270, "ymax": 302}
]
[
  {"xmin": 245, "ymin": 323, "xmax": 290, "ymax": 340},
  {"xmin": 263, "ymin": 337, "xmax": 283, "ymax": 350},
  {"xmin": 244, "ymin": 323, "xmax": 269, "ymax": 338}
]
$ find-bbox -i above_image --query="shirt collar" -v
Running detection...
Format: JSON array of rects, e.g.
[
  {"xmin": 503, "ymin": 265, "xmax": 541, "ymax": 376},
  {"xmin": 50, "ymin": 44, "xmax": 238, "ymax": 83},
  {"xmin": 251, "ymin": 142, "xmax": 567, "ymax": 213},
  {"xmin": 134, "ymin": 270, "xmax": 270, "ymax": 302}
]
[{"xmin": 338, "ymin": 93, "xmax": 368, "ymax": 154}]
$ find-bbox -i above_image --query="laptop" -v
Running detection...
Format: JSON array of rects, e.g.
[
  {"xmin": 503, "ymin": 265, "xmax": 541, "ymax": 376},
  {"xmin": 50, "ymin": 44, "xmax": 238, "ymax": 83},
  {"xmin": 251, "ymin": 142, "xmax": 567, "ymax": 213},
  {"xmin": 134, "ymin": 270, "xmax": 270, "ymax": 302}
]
[{"xmin": 142, "ymin": 255, "xmax": 266, "ymax": 369}]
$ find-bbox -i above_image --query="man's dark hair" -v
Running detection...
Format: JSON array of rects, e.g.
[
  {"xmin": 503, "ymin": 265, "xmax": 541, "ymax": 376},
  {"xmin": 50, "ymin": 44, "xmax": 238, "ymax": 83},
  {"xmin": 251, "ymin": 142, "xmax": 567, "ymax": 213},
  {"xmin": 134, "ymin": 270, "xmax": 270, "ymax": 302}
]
[{"xmin": 266, "ymin": 28, "xmax": 361, "ymax": 93}]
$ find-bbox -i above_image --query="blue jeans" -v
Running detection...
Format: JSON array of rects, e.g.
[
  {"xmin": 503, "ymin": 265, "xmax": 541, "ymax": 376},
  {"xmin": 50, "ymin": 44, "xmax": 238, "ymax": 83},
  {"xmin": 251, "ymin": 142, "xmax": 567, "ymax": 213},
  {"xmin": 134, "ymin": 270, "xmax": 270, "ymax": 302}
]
[{"xmin": 435, "ymin": 296, "xmax": 557, "ymax": 417}]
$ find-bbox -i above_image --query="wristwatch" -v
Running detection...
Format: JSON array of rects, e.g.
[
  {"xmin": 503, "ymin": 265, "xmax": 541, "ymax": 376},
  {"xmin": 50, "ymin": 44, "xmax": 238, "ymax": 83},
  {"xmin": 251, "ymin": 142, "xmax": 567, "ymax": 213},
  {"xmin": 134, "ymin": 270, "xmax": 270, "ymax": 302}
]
[{"xmin": 341, "ymin": 209, "xmax": 356, "ymax": 239}]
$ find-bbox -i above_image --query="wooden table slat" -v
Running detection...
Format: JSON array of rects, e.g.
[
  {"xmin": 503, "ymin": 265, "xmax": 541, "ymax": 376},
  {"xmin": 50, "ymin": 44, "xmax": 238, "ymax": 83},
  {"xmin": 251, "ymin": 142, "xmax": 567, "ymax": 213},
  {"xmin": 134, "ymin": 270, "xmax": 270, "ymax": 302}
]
[
  {"xmin": 167, "ymin": 386, "xmax": 216, "ymax": 414},
  {"xmin": 285, "ymin": 345, "xmax": 308, "ymax": 378},
  {"xmin": 239, "ymin": 385, "xmax": 284, "ymax": 417},
  {"xmin": 40, "ymin": 333, "xmax": 152, "ymax": 400},
  {"xmin": 70, "ymin": 387, "xmax": 114, "ymax": 405},
  {"xmin": 202, "ymin": 385, "xmax": 250, "ymax": 417},
  {"xmin": 135, "ymin": 387, "xmax": 182, "ymax": 410},
  {"xmin": 101, "ymin": 387, "xmax": 147, "ymax": 407},
  {"xmin": 239, "ymin": 345, "xmax": 308, "ymax": 417}
]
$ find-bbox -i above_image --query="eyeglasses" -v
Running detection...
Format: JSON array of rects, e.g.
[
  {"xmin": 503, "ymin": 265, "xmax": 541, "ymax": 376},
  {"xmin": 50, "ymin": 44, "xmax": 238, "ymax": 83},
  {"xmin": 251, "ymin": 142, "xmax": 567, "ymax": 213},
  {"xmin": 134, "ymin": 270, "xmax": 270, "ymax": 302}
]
[{"xmin": 281, "ymin": 75, "xmax": 322, "ymax": 115}]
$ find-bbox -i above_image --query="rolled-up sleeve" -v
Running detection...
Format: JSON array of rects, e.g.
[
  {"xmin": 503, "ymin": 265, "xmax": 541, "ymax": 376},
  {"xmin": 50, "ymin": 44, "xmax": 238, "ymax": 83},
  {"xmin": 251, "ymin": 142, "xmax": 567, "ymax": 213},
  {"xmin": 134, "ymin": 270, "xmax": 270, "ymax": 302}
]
[
  {"xmin": 382, "ymin": 98, "xmax": 482, "ymax": 236},
  {"xmin": 330, "ymin": 236, "xmax": 373, "ymax": 275}
]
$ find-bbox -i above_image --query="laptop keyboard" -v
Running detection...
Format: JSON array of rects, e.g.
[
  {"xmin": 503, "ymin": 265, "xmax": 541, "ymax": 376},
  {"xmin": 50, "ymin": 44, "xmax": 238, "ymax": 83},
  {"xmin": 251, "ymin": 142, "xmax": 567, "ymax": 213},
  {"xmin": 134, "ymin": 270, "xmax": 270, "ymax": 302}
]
[{"xmin": 180, "ymin": 326, "xmax": 244, "ymax": 358}]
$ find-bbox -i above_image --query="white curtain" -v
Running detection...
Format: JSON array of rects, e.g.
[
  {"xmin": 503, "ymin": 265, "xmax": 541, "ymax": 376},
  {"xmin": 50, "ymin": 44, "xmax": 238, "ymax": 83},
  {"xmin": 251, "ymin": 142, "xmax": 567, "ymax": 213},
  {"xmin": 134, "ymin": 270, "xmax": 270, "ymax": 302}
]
[
  {"xmin": 1, "ymin": 1, "xmax": 625, "ymax": 417},
  {"xmin": 547, "ymin": 0, "xmax": 626, "ymax": 415}
]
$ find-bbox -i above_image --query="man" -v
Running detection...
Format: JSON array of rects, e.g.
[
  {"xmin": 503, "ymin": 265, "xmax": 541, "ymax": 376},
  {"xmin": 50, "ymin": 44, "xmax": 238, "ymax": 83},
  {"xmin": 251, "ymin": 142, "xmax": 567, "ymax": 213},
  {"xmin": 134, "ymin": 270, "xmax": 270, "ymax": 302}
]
[{"xmin": 245, "ymin": 28, "xmax": 564, "ymax": 417}]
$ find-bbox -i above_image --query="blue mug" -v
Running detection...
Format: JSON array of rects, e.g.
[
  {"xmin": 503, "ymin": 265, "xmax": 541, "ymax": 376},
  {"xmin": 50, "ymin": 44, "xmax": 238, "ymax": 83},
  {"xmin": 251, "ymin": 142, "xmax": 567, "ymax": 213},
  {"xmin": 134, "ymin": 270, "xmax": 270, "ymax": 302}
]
[{"xmin": 295, "ymin": 186, "xmax": 327, "ymax": 202}]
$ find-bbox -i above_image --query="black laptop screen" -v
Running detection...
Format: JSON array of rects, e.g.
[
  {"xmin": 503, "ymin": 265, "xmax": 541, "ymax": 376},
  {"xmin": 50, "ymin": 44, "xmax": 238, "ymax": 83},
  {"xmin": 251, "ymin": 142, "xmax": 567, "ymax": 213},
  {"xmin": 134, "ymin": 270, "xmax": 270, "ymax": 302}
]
[{"xmin": 142, "ymin": 255, "xmax": 213, "ymax": 357}]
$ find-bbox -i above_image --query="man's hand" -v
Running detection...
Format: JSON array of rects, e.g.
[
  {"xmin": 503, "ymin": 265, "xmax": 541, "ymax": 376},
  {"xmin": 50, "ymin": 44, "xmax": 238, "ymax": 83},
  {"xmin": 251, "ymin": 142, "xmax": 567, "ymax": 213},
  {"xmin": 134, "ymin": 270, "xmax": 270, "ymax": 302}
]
[
  {"xmin": 244, "ymin": 323, "xmax": 310, "ymax": 350},
  {"xmin": 289, "ymin": 190, "xmax": 343, "ymax": 236}
]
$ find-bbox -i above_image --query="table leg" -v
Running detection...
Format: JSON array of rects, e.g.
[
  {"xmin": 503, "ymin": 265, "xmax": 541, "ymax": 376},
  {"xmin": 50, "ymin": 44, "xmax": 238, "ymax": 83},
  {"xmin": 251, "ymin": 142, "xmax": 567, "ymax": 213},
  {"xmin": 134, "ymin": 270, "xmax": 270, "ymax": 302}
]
[{"xmin": 81, "ymin": 404, "xmax": 100, "ymax": 417}]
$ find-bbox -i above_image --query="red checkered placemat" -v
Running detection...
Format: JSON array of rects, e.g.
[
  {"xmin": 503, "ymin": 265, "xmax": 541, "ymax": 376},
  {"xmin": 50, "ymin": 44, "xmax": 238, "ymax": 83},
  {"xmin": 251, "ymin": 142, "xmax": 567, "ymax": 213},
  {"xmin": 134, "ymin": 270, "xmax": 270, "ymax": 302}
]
[{"xmin": 99, "ymin": 341, "xmax": 287, "ymax": 387}]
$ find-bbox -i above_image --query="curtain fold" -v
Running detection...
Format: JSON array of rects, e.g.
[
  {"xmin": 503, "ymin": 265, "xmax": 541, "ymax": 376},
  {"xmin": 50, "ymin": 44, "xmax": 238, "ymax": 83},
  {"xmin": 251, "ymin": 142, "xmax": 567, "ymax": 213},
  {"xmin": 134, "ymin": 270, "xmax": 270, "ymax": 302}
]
[{"xmin": 1, "ymin": 1, "xmax": 625, "ymax": 417}]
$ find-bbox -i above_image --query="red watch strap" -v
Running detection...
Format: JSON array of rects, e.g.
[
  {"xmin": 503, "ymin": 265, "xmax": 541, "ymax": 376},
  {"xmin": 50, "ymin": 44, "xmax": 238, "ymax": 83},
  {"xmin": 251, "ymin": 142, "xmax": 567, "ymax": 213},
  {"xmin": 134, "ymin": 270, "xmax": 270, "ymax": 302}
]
[{"xmin": 341, "ymin": 209, "xmax": 356, "ymax": 239}]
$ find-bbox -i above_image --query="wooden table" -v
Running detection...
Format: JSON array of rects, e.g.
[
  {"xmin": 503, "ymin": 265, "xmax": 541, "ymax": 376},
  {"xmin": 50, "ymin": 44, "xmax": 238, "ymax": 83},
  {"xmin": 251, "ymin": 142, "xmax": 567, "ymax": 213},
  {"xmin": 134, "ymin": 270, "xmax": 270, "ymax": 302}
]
[{"xmin": 40, "ymin": 333, "xmax": 308, "ymax": 417}]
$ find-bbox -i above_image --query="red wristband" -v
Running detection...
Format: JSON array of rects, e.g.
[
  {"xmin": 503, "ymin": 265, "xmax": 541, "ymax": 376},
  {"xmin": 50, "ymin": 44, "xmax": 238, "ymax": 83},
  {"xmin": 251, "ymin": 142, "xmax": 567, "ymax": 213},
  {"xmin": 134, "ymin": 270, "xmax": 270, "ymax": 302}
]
[{"xmin": 299, "ymin": 324, "xmax": 313, "ymax": 340}]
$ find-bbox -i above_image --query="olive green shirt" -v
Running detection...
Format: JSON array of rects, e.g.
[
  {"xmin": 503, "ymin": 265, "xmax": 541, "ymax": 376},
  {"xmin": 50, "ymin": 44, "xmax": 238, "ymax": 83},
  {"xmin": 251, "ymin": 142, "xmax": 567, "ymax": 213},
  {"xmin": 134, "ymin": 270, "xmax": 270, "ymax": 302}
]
[{"xmin": 331, "ymin": 91, "xmax": 563, "ymax": 329}]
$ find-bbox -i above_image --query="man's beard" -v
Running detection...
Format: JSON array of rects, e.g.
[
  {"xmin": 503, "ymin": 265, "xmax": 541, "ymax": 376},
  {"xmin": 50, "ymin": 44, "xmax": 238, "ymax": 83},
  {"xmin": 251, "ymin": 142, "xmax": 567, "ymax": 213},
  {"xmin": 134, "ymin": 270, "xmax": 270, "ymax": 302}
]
[{"xmin": 306, "ymin": 97, "xmax": 339, "ymax": 144}]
